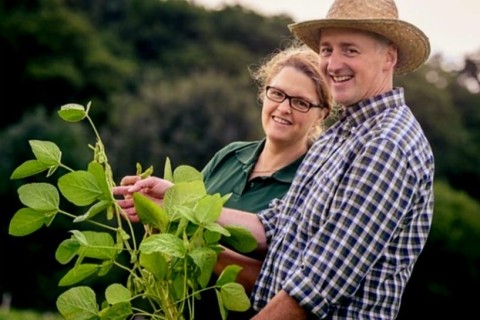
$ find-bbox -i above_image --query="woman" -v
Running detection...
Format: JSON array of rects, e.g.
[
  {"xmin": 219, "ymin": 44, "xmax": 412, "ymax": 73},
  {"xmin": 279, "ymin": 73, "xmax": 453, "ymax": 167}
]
[
  {"xmin": 202, "ymin": 43, "xmax": 331, "ymax": 214},
  {"xmin": 114, "ymin": 43, "xmax": 332, "ymax": 319}
]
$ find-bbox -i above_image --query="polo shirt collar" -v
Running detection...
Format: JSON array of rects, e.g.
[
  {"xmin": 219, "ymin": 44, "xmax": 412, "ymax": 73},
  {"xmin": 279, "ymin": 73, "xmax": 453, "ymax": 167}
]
[{"xmin": 235, "ymin": 139, "xmax": 305, "ymax": 183}]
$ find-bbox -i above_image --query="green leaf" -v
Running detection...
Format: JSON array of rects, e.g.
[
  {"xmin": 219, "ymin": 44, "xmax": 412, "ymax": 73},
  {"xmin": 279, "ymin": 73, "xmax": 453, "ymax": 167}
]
[
  {"xmin": 105, "ymin": 284, "xmax": 131, "ymax": 304},
  {"xmin": 139, "ymin": 252, "xmax": 168, "ymax": 280},
  {"xmin": 221, "ymin": 193, "xmax": 232, "ymax": 204},
  {"xmin": 56, "ymin": 239, "xmax": 81, "ymax": 265},
  {"xmin": 18, "ymin": 183, "xmax": 59, "ymax": 211},
  {"xmin": 172, "ymin": 275, "xmax": 185, "ymax": 301},
  {"xmin": 139, "ymin": 234, "xmax": 186, "ymax": 258},
  {"xmin": 221, "ymin": 226, "xmax": 257, "ymax": 253},
  {"xmin": 220, "ymin": 282, "xmax": 250, "ymax": 312},
  {"xmin": 204, "ymin": 222, "xmax": 230, "ymax": 236},
  {"xmin": 58, "ymin": 171, "xmax": 103, "ymax": 206},
  {"xmin": 215, "ymin": 290, "xmax": 227, "ymax": 320},
  {"xmin": 46, "ymin": 165, "xmax": 59, "ymax": 178},
  {"xmin": 10, "ymin": 159, "xmax": 49, "ymax": 179},
  {"xmin": 29, "ymin": 140, "xmax": 62, "ymax": 166},
  {"xmin": 87, "ymin": 162, "xmax": 111, "ymax": 200},
  {"xmin": 56, "ymin": 286, "xmax": 99, "ymax": 320},
  {"xmin": 176, "ymin": 206, "xmax": 196, "ymax": 224},
  {"xmin": 189, "ymin": 247, "xmax": 217, "ymax": 288},
  {"xmin": 98, "ymin": 260, "xmax": 114, "ymax": 277},
  {"xmin": 59, "ymin": 264, "xmax": 100, "ymax": 286},
  {"xmin": 164, "ymin": 181, "xmax": 206, "ymax": 210},
  {"xmin": 173, "ymin": 165, "xmax": 203, "ymax": 183},
  {"xmin": 133, "ymin": 192, "xmax": 169, "ymax": 233},
  {"xmin": 163, "ymin": 157, "xmax": 173, "ymax": 182},
  {"xmin": 8, "ymin": 208, "xmax": 49, "ymax": 236},
  {"xmin": 71, "ymin": 230, "xmax": 89, "ymax": 246},
  {"xmin": 204, "ymin": 229, "xmax": 222, "ymax": 244},
  {"xmin": 76, "ymin": 231, "xmax": 117, "ymax": 260},
  {"xmin": 99, "ymin": 301, "xmax": 132, "ymax": 320},
  {"xmin": 74, "ymin": 200, "xmax": 112, "ymax": 223},
  {"xmin": 58, "ymin": 103, "xmax": 87, "ymax": 122},
  {"xmin": 194, "ymin": 193, "xmax": 223, "ymax": 224},
  {"xmin": 216, "ymin": 265, "xmax": 242, "ymax": 287}
]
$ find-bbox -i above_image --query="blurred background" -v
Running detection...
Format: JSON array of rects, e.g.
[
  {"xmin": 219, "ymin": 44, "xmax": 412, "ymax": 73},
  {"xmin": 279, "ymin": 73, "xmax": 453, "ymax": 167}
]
[{"xmin": 1, "ymin": 0, "xmax": 479, "ymax": 319}]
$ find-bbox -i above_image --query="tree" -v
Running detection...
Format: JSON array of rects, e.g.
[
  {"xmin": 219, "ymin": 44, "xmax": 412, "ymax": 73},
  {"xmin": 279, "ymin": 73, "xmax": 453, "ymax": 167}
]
[
  {"xmin": 398, "ymin": 181, "xmax": 480, "ymax": 319},
  {"xmin": 103, "ymin": 71, "xmax": 261, "ymax": 179},
  {"xmin": 0, "ymin": 0, "xmax": 136, "ymax": 128},
  {"xmin": 0, "ymin": 107, "xmax": 92, "ymax": 311}
]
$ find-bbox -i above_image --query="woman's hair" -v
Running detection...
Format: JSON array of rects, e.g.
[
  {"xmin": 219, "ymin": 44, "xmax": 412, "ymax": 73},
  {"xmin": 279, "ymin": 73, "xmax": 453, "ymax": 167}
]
[{"xmin": 249, "ymin": 41, "xmax": 333, "ymax": 145}]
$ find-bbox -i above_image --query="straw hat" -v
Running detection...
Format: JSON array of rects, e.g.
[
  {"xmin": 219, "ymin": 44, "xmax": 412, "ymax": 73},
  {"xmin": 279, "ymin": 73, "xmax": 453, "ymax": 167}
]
[{"xmin": 288, "ymin": 0, "xmax": 430, "ymax": 75}]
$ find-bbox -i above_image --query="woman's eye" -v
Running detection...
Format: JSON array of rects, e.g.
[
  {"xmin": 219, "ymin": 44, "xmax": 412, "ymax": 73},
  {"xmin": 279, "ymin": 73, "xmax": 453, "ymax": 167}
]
[
  {"xmin": 294, "ymin": 99, "xmax": 309, "ymax": 109},
  {"xmin": 272, "ymin": 90, "xmax": 283, "ymax": 98}
]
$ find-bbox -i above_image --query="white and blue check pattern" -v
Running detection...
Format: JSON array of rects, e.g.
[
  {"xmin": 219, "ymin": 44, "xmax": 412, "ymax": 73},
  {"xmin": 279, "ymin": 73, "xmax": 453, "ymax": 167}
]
[{"xmin": 252, "ymin": 88, "xmax": 434, "ymax": 319}]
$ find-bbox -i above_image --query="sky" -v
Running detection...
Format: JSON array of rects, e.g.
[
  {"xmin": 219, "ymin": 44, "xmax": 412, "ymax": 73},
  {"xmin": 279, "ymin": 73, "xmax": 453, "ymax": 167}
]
[{"xmin": 193, "ymin": 0, "xmax": 480, "ymax": 64}]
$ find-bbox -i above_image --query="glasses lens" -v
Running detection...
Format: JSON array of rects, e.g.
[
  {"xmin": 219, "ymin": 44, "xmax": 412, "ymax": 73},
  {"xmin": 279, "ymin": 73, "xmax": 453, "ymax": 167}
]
[
  {"xmin": 266, "ymin": 87, "xmax": 314, "ymax": 113},
  {"xmin": 291, "ymin": 98, "xmax": 311, "ymax": 112},
  {"xmin": 267, "ymin": 87, "xmax": 285, "ymax": 102}
]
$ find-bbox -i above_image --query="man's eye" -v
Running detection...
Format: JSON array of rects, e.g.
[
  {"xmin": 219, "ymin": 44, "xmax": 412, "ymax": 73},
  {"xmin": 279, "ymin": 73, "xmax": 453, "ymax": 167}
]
[
  {"xmin": 345, "ymin": 49, "xmax": 359, "ymax": 56},
  {"xmin": 319, "ymin": 47, "xmax": 331, "ymax": 56}
]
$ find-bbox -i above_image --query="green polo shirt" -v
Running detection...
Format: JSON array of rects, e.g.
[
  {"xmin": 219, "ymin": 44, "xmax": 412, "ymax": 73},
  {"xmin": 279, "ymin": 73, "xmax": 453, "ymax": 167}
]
[
  {"xmin": 198, "ymin": 139, "xmax": 305, "ymax": 319},
  {"xmin": 201, "ymin": 139, "xmax": 305, "ymax": 214}
]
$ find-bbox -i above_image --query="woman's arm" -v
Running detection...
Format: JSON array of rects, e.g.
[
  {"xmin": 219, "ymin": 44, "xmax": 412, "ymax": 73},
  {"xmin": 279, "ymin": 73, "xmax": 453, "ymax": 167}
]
[
  {"xmin": 218, "ymin": 207, "xmax": 268, "ymax": 252},
  {"xmin": 214, "ymin": 247, "xmax": 263, "ymax": 294}
]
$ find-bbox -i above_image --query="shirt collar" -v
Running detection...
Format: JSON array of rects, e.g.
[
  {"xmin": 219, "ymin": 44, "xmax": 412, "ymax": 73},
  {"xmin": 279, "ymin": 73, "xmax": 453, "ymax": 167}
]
[
  {"xmin": 342, "ymin": 87, "xmax": 405, "ymax": 127},
  {"xmin": 235, "ymin": 139, "xmax": 266, "ymax": 166},
  {"xmin": 235, "ymin": 138, "xmax": 305, "ymax": 183}
]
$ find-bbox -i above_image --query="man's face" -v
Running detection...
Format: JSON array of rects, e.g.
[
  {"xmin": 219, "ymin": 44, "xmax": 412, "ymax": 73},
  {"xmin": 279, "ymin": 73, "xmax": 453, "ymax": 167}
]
[{"xmin": 318, "ymin": 28, "xmax": 396, "ymax": 106}]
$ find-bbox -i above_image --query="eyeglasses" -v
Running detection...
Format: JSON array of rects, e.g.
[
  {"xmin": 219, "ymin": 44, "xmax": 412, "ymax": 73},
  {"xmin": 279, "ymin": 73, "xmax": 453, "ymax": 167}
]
[{"xmin": 265, "ymin": 86, "xmax": 323, "ymax": 113}]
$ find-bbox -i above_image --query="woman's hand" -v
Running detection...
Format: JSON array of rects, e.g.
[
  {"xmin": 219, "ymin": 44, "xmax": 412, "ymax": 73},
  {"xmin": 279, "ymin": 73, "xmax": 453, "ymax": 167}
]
[{"xmin": 113, "ymin": 176, "xmax": 174, "ymax": 222}]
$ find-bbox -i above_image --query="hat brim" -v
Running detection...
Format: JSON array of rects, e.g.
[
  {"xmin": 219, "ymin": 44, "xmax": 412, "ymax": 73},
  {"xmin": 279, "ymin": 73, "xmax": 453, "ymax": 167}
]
[{"xmin": 289, "ymin": 19, "xmax": 430, "ymax": 75}]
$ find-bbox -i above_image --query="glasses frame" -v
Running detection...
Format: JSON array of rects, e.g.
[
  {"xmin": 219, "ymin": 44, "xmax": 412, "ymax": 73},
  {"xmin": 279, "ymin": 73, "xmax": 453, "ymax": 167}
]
[{"xmin": 265, "ymin": 86, "xmax": 323, "ymax": 113}]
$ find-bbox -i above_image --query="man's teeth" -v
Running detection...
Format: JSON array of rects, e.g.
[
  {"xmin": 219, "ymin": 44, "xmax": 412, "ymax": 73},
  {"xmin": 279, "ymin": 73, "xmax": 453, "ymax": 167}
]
[{"xmin": 333, "ymin": 76, "xmax": 352, "ymax": 82}]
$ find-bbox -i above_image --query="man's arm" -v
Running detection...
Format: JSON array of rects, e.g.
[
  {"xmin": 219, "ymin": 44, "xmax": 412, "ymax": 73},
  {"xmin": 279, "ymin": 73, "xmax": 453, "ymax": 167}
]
[{"xmin": 252, "ymin": 290, "xmax": 308, "ymax": 320}]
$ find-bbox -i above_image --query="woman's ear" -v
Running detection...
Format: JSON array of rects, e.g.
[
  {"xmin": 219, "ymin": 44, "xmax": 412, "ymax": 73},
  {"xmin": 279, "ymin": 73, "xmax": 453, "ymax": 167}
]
[{"xmin": 319, "ymin": 107, "xmax": 329, "ymax": 121}]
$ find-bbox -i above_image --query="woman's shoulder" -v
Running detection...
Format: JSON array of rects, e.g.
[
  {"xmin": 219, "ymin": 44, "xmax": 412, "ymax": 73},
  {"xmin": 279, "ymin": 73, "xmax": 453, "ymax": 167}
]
[
  {"xmin": 220, "ymin": 140, "xmax": 262, "ymax": 153},
  {"xmin": 202, "ymin": 140, "xmax": 263, "ymax": 175}
]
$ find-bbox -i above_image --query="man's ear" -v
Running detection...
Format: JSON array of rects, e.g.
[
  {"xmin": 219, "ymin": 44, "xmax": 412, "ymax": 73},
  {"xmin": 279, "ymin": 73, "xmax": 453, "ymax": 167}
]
[{"xmin": 384, "ymin": 44, "xmax": 398, "ymax": 71}]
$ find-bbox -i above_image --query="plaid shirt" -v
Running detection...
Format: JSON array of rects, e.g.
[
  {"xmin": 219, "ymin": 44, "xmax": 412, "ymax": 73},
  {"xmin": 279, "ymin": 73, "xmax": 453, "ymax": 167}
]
[{"xmin": 252, "ymin": 88, "xmax": 434, "ymax": 319}]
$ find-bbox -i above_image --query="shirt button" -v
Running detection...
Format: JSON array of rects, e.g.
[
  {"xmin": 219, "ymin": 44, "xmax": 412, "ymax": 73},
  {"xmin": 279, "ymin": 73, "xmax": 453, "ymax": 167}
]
[{"xmin": 250, "ymin": 182, "xmax": 255, "ymax": 187}]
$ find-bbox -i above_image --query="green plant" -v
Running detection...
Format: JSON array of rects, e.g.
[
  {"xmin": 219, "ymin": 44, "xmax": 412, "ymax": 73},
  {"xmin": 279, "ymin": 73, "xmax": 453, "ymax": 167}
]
[{"xmin": 8, "ymin": 102, "xmax": 256, "ymax": 320}]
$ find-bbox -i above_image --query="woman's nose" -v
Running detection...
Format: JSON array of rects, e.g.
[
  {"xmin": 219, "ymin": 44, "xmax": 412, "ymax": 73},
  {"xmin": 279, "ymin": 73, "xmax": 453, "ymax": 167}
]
[{"xmin": 276, "ymin": 98, "xmax": 292, "ymax": 113}]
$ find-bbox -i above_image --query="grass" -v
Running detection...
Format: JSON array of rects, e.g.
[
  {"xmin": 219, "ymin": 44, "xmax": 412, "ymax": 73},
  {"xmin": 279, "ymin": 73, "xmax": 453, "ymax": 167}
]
[{"xmin": 0, "ymin": 308, "xmax": 63, "ymax": 320}]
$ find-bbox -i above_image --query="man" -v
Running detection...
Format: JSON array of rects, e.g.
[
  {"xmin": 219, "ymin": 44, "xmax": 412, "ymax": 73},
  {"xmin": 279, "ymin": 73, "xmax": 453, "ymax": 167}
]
[
  {"xmin": 220, "ymin": 0, "xmax": 434, "ymax": 318},
  {"xmin": 116, "ymin": 0, "xmax": 434, "ymax": 318}
]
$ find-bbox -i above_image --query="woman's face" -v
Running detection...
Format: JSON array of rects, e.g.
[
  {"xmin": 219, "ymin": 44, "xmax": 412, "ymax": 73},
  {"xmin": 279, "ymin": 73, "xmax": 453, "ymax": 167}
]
[{"xmin": 262, "ymin": 66, "xmax": 325, "ymax": 147}]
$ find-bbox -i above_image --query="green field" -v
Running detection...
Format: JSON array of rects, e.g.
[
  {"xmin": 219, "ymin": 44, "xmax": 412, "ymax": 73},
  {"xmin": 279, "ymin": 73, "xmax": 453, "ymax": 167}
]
[{"xmin": 0, "ymin": 309, "xmax": 62, "ymax": 320}]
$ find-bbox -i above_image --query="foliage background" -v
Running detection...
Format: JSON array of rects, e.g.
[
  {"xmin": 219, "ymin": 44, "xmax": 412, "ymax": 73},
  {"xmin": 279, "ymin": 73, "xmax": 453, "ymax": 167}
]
[{"xmin": 1, "ymin": 0, "xmax": 479, "ymax": 319}]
